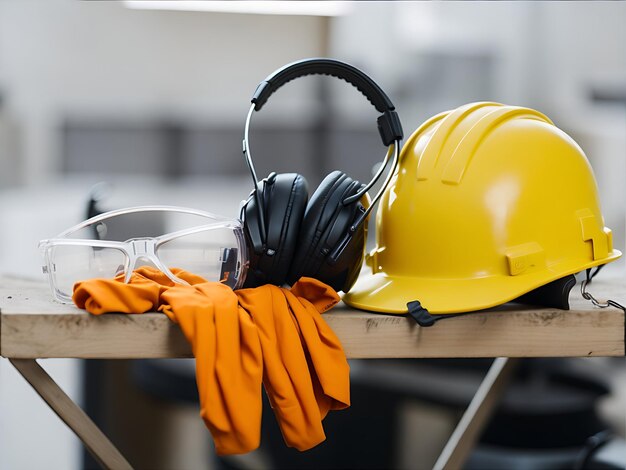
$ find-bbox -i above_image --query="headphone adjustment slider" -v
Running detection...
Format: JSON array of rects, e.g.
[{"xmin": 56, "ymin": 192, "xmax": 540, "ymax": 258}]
[{"xmin": 377, "ymin": 110, "xmax": 404, "ymax": 146}]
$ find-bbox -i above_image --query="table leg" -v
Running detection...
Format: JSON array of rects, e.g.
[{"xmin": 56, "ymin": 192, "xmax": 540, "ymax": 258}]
[
  {"xmin": 9, "ymin": 358, "xmax": 133, "ymax": 470},
  {"xmin": 433, "ymin": 357, "xmax": 519, "ymax": 470}
]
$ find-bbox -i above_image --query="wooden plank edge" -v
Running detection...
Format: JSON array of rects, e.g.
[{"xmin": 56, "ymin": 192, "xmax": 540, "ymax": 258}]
[{"xmin": 1, "ymin": 311, "xmax": 623, "ymax": 359}]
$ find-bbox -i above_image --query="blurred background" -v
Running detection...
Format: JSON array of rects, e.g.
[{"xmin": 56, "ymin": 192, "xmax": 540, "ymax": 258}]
[{"xmin": 0, "ymin": 1, "xmax": 625, "ymax": 469}]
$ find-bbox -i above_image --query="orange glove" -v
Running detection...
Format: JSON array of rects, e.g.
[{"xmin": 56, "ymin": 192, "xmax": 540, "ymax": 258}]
[
  {"xmin": 73, "ymin": 267, "xmax": 350, "ymax": 455},
  {"xmin": 236, "ymin": 281, "xmax": 349, "ymax": 451},
  {"xmin": 75, "ymin": 267, "xmax": 263, "ymax": 454}
]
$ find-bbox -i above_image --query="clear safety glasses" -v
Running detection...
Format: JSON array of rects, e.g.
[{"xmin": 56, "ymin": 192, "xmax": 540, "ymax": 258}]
[{"xmin": 39, "ymin": 206, "xmax": 248, "ymax": 303}]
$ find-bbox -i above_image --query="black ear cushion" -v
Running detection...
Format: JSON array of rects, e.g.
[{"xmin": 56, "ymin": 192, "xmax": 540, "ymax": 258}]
[
  {"xmin": 287, "ymin": 170, "xmax": 364, "ymax": 290},
  {"xmin": 243, "ymin": 173, "xmax": 308, "ymax": 287}
]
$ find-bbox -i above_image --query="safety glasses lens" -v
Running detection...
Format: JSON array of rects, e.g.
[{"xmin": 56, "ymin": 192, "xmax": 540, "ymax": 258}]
[
  {"xmin": 157, "ymin": 228, "xmax": 242, "ymax": 288},
  {"xmin": 48, "ymin": 245, "xmax": 126, "ymax": 299}
]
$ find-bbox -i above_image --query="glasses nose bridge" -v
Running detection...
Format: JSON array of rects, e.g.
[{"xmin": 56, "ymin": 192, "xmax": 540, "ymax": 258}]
[
  {"xmin": 129, "ymin": 238, "xmax": 157, "ymax": 258},
  {"xmin": 124, "ymin": 238, "xmax": 161, "ymax": 283}
]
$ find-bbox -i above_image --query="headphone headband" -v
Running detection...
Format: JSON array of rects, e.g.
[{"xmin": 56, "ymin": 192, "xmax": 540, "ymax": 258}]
[
  {"xmin": 252, "ymin": 58, "xmax": 395, "ymax": 113},
  {"xmin": 251, "ymin": 58, "xmax": 403, "ymax": 146}
]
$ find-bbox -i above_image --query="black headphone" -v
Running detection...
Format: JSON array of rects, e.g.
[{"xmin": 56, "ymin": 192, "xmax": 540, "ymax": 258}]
[{"xmin": 241, "ymin": 58, "xmax": 403, "ymax": 292}]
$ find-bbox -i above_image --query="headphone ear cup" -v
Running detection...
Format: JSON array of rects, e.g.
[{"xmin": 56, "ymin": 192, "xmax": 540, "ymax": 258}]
[
  {"xmin": 287, "ymin": 171, "xmax": 366, "ymax": 292},
  {"xmin": 243, "ymin": 173, "xmax": 308, "ymax": 287}
]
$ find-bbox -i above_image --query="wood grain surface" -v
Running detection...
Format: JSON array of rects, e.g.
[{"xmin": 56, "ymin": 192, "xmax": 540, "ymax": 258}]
[{"xmin": 1, "ymin": 275, "xmax": 624, "ymax": 359}]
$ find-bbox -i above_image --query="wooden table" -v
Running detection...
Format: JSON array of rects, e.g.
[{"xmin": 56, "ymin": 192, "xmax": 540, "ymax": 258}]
[{"xmin": 1, "ymin": 275, "xmax": 624, "ymax": 469}]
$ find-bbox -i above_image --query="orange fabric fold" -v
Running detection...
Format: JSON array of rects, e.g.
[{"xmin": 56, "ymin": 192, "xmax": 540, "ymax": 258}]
[
  {"xmin": 159, "ymin": 280, "xmax": 264, "ymax": 455},
  {"xmin": 236, "ymin": 282, "xmax": 349, "ymax": 450},
  {"xmin": 72, "ymin": 267, "xmax": 349, "ymax": 455}
]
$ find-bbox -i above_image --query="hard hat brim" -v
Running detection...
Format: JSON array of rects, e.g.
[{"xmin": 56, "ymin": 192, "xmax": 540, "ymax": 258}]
[{"xmin": 343, "ymin": 250, "xmax": 622, "ymax": 314}]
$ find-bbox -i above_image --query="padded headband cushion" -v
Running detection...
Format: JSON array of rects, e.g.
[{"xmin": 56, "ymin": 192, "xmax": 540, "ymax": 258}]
[
  {"xmin": 288, "ymin": 170, "xmax": 363, "ymax": 287},
  {"xmin": 243, "ymin": 172, "xmax": 308, "ymax": 287}
]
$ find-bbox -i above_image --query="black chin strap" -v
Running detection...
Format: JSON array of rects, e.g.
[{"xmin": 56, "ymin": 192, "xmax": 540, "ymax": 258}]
[
  {"xmin": 409, "ymin": 266, "xmax": 626, "ymax": 328},
  {"xmin": 407, "ymin": 301, "xmax": 473, "ymax": 327},
  {"xmin": 580, "ymin": 266, "xmax": 626, "ymax": 313}
]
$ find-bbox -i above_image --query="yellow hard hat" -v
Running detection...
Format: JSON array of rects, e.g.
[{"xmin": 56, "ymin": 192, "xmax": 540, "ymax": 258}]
[{"xmin": 343, "ymin": 102, "xmax": 621, "ymax": 314}]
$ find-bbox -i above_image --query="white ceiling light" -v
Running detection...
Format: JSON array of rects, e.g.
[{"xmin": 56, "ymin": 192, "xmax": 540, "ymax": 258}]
[{"xmin": 123, "ymin": 1, "xmax": 351, "ymax": 16}]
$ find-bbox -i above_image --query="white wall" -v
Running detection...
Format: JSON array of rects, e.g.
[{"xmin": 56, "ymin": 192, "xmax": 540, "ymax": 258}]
[
  {"xmin": 330, "ymin": 2, "xmax": 626, "ymax": 122},
  {"xmin": 0, "ymin": 0, "xmax": 326, "ymax": 185}
]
